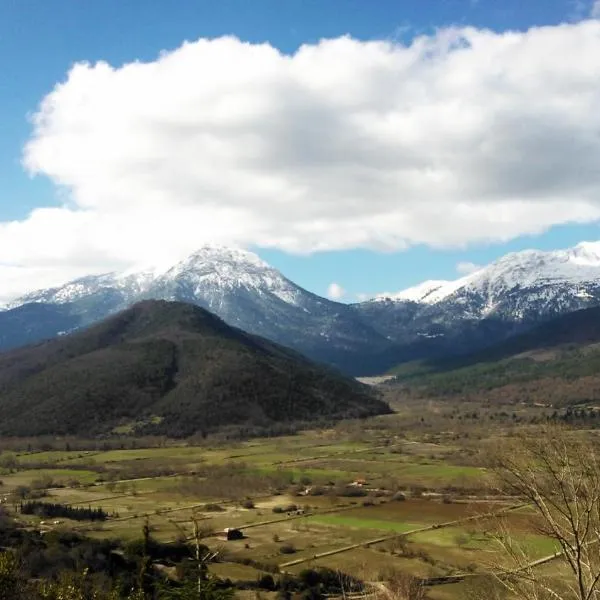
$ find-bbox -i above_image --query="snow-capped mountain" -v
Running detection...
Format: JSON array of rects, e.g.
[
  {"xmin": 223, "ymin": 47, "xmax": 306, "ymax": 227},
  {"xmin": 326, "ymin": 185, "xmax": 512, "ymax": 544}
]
[
  {"xmin": 355, "ymin": 241, "xmax": 600, "ymax": 353},
  {"xmin": 379, "ymin": 241, "xmax": 600, "ymax": 317},
  {"xmin": 6, "ymin": 241, "xmax": 600, "ymax": 375},
  {"xmin": 6, "ymin": 245, "xmax": 390, "ymax": 373},
  {"xmin": 377, "ymin": 241, "xmax": 600, "ymax": 312}
]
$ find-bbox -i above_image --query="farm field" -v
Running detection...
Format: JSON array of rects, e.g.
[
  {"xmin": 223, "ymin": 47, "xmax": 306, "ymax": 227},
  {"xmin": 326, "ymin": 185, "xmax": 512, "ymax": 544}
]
[{"xmin": 0, "ymin": 397, "xmax": 569, "ymax": 598}]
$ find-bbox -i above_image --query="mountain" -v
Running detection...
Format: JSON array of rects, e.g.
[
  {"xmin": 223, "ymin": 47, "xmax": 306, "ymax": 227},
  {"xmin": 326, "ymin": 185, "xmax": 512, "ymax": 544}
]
[
  {"xmin": 353, "ymin": 241, "xmax": 600, "ymax": 361},
  {"xmin": 0, "ymin": 303, "xmax": 82, "ymax": 349},
  {"xmin": 6, "ymin": 241, "xmax": 600, "ymax": 376},
  {"xmin": 373, "ymin": 241, "xmax": 600, "ymax": 320},
  {"xmin": 7, "ymin": 246, "xmax": 391, "ymax": 374},
  {"xmin": 0, "ymin": 300, "xmax": 390, "ymax": 437},
  {"xmin": 391, "ymin": 304, "xmax": 600, "ymax": 408}
]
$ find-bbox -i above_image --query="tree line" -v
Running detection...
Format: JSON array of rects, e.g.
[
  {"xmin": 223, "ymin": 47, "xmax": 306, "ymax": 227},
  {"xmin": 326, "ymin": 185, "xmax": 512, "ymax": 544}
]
[{"xmin": 20, "ymin": 501, "xmax": 108, "ymax": 521}]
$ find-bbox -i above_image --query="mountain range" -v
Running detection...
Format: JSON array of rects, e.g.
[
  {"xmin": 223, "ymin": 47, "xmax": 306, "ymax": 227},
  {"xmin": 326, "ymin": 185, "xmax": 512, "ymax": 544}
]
[
  {"xmin": 0, "ymin": 300, "xmax": 389, "ymax": 437},
  {"xmin": 4, "ymin": 241, "xmax": 600, "ymax": 375}
]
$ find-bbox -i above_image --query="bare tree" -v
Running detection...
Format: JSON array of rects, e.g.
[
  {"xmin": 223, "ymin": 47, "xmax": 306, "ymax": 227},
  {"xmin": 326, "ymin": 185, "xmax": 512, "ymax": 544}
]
[
  {"xmin": 484, "ymin": 426, "xmax": 600, "ymax": 600},
  {"xmin": 372, "ymin": 569, "xmax": 426, "ymax": 600}
]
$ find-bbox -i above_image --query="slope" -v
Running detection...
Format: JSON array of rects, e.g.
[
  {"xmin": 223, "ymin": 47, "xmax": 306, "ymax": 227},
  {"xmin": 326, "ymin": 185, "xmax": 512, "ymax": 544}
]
[
  {"xmin": 391, "ymin": 305, "xmax": 600, "ymax": 407},
  {"xmin": 0, "ymin": 300, "xmax": 390, "ymax": 437}
]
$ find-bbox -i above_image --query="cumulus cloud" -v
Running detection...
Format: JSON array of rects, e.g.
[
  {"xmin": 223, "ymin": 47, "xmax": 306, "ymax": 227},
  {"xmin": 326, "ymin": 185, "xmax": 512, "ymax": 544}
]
[
  {"xmin": 327, "ymin": 282, "xmax": 346, "ymax": 300},
  {"xmin": 4, "ymin": 21, "xmax": 600, "ymax": 300},
  {"xmin": 456, "ymin": 261, "xmax": 482, "ymax": 275}
]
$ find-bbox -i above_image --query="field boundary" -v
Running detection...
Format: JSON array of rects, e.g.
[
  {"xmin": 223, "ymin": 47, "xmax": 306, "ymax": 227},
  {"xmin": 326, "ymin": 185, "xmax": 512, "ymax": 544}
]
[{"xmin": 279, "ymin": 502, "xmax": 527, "ymax": 569}]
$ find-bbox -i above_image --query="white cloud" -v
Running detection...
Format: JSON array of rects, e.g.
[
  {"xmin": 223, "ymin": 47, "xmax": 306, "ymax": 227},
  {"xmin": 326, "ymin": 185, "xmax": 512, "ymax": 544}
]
[
  {"xmin": 3, "ymin": 21, "xmax": 600, "ymax": 300},
  {"xmin": 326, "ymin": 282, "xmax": 346, "ymax": 300},
  {"xmin": 592, "ymin": 0, "xmax": 600, "ymax": 17},
  {"xmin": 456, "ymin": 261, "xmax": 482, "ymax": 275}
]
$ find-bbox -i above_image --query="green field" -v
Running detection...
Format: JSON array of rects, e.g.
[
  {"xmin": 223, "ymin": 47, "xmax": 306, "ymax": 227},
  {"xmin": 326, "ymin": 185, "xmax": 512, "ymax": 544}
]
[{"xmin": 308, "ymin": 514, "xmax": 422, "ymax": 533}]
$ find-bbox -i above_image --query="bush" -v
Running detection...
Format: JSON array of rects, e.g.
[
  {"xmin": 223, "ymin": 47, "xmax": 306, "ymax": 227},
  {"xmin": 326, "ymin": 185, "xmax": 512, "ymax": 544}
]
[
  {"xmin": 279, "ymin": 543, "xmax": 296, "ymax": 555},
  {"xmin": 273, "ymin": 503, "xmax": 297, "ymax": 513},
  {"xmin": 392, "ymin": 492, "xmax": 406, "ymax": 502},
  {"xmin": 411, "ymin": 486, "xmax": 425, "ymax": 498},
  {"xmin": 203, "ymin": 503, "xmax": 225, "ymax": 512},
  {"xmin": 13, "ymin": 485, "xmax": 32, "ymax": 500},
  {"xmin": 336, "ymin": 486, "xmax": 367, "ymax": 498},
  {"xmin": 258, "ymin": 574, "xmax": 276, "ymax": 590},
  {"xmin": 241, "ymin": 499, "xmax": 255, "ymax": 509}
]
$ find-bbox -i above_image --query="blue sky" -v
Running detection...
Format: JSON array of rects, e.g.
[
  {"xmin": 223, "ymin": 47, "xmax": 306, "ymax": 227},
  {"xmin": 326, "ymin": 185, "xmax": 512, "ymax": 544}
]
[{"xmin": 2, "ymin": 0, "xmax": 600, "ymax": 301}]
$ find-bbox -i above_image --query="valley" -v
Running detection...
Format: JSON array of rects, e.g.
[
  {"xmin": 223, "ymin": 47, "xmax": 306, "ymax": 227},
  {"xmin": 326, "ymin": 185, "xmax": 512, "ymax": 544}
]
[
  {"xmin": 3, "ymin": 4, "xmax": 600, "ymax": 598},
  {"xmin": 0, "ymin": 392, "xmax": 579, "ymax": 599},
  {"xmin": 3, "ymin": 248, "xmax": 600, "ymax": 598}
]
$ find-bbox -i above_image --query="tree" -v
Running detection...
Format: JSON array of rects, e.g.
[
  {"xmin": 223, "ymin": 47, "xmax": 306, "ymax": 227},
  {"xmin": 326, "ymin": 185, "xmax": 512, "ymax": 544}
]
[
  {"xmin": 486, "ymin": 426, "xmax": 600, "ymax": 600},
  {"xmin": 374, "ymin": 570, "xmax": 426, "ymax": 600},
  {"xmin": 159, "ymin": 511, "xmax": 231, "ymax": 600},
  {"xmin": 0, "ymin": 553, "xmax": 24, "ymax": 600}
]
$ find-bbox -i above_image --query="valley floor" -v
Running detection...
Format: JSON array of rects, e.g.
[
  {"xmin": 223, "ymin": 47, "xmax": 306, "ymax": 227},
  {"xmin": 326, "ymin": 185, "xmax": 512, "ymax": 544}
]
[{"xmin": 0, "ymin": 392, "xmax": 584, "ymax": 598}]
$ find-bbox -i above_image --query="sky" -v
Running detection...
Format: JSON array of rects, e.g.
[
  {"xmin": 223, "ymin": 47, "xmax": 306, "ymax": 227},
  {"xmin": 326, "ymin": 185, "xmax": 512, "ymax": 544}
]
[{"xmin": 2, "ymin": 0, "xmax": 600, "ymax": 303}]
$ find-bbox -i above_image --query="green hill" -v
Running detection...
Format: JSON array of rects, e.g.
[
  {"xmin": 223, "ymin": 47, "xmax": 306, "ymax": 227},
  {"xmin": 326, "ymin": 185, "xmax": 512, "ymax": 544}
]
[
  {"xmin": 0, "ymin": 300, "xmax": 390, "ymax": 437},
  {"xmin": 391, "ymin": 305, "xmax": 600, "ymax": 406}
]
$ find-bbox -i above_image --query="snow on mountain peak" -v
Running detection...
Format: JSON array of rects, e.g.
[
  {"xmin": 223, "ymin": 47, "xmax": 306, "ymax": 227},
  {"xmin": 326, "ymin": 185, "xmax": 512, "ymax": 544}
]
[
  {"xmin": 11, "ymin": 245, "xmax": 302, "ymax": 308},
  {"xmin": 184, "ymin": 245, "xmax": 270, "ymax": 269},
  {"xmin": 388, "ymin": 241, "xmax": 600, "ymax": 307},
  {"xmin": 159, "ymin": 245, "xmax": 289, "ymax": 293},
  {"xmin": 375, "ymin": 280, "xmax": 451, "ymax": 303}
]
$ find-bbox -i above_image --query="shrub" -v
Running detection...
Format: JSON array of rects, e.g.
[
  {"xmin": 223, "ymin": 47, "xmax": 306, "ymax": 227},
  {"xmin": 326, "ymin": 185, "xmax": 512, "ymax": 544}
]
[
  {"xmin": 411, "ymin": 486, "xmax": 425, "ymax": 498},
  {"xmin": 241, "ymin": 499, "xmax": 255, "ymax": 509},
  {"xmin": 279, "ymin": 543, "xmax": 296, "ymax": 555},
  {"xmin": 336, "ymin": 486, "xmax": 367, "ymax": 498},
  {"xmin": 273, "ymin": 503, "xmax": 297, "ymax": 513},
  {"xmin": 258, "ymin": 574, "xmax": 276, "ymax": 590}
]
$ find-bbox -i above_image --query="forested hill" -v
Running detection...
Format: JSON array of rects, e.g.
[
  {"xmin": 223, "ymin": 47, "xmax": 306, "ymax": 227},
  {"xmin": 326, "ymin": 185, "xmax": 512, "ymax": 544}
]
[
  {"xmin": 0, "ymin": 300, "xmax": 390, "ymax": 437},
  {"xmin": 391, "ymin": 305, "xmax": 600, "ymax": 407}
]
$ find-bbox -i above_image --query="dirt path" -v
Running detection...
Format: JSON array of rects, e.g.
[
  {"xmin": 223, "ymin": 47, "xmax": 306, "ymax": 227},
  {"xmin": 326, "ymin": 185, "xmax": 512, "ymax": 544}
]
[{"xmin": 273, "ymin": 443, "xmax": 398, "ymax": 466}]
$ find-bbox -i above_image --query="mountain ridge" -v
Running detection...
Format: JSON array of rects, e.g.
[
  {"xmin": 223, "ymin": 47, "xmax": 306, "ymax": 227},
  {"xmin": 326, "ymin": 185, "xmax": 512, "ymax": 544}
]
[
  {"xmin": 0, "ymin": 299, "xmax": 390, "ymax": 437},
  {"xmin": 5, "ymin": 241, "xmax": 600, "ymax": 375},
  {"xmin": 390, "ymin": 304, "xmax": 600, "ymax": 409},
  {"xmin": 6, "ymin": 245, "xmax": 391, "ymax": 374}
]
